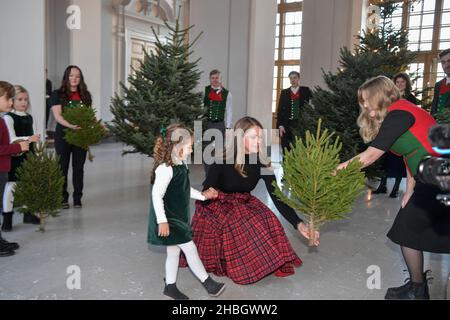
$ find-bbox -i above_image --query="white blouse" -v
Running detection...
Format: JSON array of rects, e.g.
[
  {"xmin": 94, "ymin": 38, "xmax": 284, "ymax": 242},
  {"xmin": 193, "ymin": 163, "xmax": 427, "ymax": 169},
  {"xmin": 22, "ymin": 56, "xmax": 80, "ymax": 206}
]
[
  {"xmin": 4, "ymin": 111, "xmax": 31, "ymax": 143},
  {"xmin": 152, "ymin": 163, "xmax": 205, "ymax": 224}
]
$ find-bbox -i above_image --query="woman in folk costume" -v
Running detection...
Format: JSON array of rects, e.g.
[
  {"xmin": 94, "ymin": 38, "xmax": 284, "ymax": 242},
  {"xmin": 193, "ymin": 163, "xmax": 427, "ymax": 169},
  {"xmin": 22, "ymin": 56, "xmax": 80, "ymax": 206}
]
[
  {"xmin": 181, "ymin": 116, "xmax": 319, "ymax": 285},
  {"xmin": 337, "ymin": 76, "xmax": 449, "ymax": 299}
]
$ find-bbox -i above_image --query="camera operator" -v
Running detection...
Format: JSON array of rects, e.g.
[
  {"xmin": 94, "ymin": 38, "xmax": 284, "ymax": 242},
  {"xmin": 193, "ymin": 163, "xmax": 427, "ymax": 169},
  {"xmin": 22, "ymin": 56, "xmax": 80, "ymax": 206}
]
[
  {"xmin": 417, "ymin": 124, "xmax": 450, "ymax": 205},
  {"xmin": 337, "ymin": 76, "xmax": 449, "ymax": 300}
]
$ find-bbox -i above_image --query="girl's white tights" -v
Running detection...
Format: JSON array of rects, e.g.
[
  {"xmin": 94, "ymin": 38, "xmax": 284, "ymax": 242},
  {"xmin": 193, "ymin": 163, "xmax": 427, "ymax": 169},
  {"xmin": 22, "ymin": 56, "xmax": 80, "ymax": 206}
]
[{"xmin": 165, "ymin": 241, "xmax": 208, "ymax": 285}]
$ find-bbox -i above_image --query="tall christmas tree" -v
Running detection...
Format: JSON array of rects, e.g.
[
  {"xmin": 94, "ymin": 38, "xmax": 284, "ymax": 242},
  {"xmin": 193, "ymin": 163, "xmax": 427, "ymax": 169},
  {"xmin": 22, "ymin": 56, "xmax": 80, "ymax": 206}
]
[
  {"xmin": 108, "ymin": 18, "xmax": 204, "ymax": 155},
  {"xmin": 293, "ymin": 1, "xmax": 417, "ymax": 177}
]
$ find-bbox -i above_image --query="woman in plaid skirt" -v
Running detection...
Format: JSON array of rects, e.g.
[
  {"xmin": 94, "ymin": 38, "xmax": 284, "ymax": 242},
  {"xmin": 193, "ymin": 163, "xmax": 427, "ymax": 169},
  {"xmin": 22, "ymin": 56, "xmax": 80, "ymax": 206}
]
[
  {"xmin": 181, "ymin": 117, "xmax": 319, "ymax": 285},
  {"xmin": 147, "ymin": 124, "xmax": 225, "ymax": 300}
]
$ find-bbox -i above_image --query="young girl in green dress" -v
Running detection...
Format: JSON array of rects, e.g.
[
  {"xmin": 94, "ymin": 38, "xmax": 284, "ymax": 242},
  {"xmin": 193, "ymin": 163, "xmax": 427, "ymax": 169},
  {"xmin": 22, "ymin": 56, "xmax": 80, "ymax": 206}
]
[{"xmin": 148, "ymin": 124, "xmax": 225, "ymax": 300}]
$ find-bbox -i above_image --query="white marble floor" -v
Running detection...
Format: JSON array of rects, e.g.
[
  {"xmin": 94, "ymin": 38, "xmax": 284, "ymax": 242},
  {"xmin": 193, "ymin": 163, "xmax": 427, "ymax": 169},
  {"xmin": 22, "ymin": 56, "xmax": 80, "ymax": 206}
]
[{"xmin": 0, "ymin": 142, "xmax": 448, "ymax": 300}]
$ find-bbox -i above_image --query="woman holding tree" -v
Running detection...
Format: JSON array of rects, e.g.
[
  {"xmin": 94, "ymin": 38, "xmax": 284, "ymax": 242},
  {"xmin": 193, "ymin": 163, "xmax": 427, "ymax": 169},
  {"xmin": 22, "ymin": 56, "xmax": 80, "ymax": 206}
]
[
  {"xmin": 50, "ymin": 65, "xmax": 92, "ymax": 209},
  {"xmin": 336, "ymin": 76, "xmax": 449, "ymax": 299},
  {"xmin": 180, "ymin": 116, "xmax": 319, "ymax": 285}
]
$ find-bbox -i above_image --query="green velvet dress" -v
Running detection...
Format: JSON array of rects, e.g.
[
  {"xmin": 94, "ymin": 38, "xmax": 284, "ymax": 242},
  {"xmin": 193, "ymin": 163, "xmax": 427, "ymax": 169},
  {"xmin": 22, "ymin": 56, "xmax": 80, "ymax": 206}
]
[{"xmin": 147, "ymin": 164, "xmax": 193, "ymax": 246}]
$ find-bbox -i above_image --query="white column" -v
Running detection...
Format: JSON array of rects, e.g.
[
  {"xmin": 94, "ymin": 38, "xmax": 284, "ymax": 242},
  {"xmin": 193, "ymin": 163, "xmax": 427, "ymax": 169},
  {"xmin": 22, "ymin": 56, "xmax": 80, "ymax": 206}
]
[
  {"xmin": 246, "ymin": 0, "xmax": 277, "ymax": 131},
  {"xmin": 70, "ymin": 0, "xmax": 102, "ymax": 117},
  {"xmin": 0, "ymin": 0, "xmax": 46, "ymax": 137},
  {"xmin": 300, "ymin": 0, "xmax": 366, "ymax": 88}
]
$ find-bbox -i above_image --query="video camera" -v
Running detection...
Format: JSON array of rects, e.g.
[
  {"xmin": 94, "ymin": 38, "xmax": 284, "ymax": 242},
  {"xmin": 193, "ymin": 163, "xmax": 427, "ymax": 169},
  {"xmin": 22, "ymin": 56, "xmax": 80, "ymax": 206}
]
[{"xmin": 416, "ymin": 124, "xmax": 450, "ymax": 206}]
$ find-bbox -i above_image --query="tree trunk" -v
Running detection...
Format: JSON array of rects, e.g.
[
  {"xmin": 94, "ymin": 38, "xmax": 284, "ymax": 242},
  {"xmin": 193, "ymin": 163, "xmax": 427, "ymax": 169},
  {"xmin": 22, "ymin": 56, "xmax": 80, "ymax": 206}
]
[
  {"xmin": 39, "ymin": 212, "xmax": 45, "ymax": 232},
  {"xmin": 308, "ymin": 218, "xmax": 316, "ymax": 246}
]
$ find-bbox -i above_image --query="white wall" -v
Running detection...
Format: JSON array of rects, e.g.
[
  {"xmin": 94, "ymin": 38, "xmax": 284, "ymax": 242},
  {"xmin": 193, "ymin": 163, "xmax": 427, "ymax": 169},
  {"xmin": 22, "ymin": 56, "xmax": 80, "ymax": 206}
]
[
  {"xmin": 301, "ymin": 0, "xmax": 366, "ymax": 89},
  {"xmin": 247, "ymin": 0, "xmax": 277, "ymax": 131},
  {"xmin": 190, "ymin": 0, "xmax": 277, "ymax": 129},
  {"xmin": 0, "ymin": 0, "xmax": 47, "ymax": 137}
]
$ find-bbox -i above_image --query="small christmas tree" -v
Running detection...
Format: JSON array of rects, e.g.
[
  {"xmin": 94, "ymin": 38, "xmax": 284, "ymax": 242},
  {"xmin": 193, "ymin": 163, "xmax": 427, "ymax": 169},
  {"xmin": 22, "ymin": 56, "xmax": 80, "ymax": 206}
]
[
  {"xmin": 13, "ymin": 142, "xmax": 65, "ymax": 232},
  {"xmin": 62, "ymin": 103, "xmax": 107, "ymax": 161},
  {"xmin": 108, "ymin": 17, "xmax": 204, "ymax": 156},
  {"xmin": 293, "ymin": 1, "xmax": 417, "ymax": 178},
  {"xmin": 274, "ymin": 120, "xmax": 366, "ymax": 246}
]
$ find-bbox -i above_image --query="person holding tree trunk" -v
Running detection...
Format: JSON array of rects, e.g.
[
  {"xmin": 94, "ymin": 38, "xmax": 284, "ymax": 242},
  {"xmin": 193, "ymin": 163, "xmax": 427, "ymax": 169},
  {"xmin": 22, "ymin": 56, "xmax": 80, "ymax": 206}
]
[
  {"xmin": 181, "ymin": 117, "xmax": 319, "ymax": 285},
  {"xmin": 203, "ymin": 69, "xmax": 232, "ymax": 173},
  {"xmin": 50, "ymin": 65, "xmax": 92, "ymax": 209},
  {"xmin": 0, "ymin": 81, "xmax": 29, "ymax": 257},
  {"xmin": 372, "ymin": 73, "xmax": 417, "ymax": 198},
  {"xmin": 431, "ymin": 49, "xmax": 450, "ymax": 118},
  {"xmin": 1, "ymin": 85, "xmax": 41, "ymax": 232},
  {"xmin": 337, "ymin": 76, "xmax": 449, "ymax": 299},
  {"xmin": 276, "ymin": 71, "xmax": 312, "ymax": 155}
]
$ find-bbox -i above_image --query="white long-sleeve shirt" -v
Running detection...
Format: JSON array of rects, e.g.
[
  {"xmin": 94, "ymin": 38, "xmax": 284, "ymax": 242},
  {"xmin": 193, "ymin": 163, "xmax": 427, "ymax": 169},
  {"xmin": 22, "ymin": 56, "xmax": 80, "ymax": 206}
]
[
  {"xmin": 4, "ymin": 111, "xmax": 32, "ymax": 143},
  {"xmin": 152, "ymin": 163, "xmax": 206, "ymax": 224}
]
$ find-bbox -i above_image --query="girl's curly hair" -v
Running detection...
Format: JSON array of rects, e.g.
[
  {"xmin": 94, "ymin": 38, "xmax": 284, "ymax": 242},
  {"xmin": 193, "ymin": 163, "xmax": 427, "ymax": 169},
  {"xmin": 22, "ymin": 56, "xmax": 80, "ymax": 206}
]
[{"xmin": 150, "ymin": 123, "xmax": 194, "ymax": 184}]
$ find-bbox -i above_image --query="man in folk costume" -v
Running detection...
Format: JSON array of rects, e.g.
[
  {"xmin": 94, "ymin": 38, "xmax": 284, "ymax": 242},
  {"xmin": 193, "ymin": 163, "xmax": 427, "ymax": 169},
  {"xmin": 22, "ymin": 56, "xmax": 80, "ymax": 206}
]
[
  {"xmin": 203, "ymin": 69, "xmax": 232, "ymax": 173},
  {"xmin": 431, "ymin": 48, "xmax": 450, "ymax": 118},
  {"xmin": 276, "ymin": 71, "xmax": 312, "ymax": 155}
]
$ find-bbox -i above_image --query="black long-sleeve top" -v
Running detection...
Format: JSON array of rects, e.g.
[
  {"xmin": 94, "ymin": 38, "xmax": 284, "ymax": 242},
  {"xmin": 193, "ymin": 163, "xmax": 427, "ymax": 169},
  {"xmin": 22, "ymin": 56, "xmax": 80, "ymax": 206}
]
[{"xmin": 203, "ymin": 154, "xmax": 303, "ymax": 229}]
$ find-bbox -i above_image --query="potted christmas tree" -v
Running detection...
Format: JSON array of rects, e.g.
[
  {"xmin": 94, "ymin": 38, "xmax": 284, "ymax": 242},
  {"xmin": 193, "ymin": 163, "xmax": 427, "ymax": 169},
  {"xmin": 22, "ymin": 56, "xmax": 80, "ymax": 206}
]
[
  {"xmin": 62, "ymin": 103, "xmax": 107, "ymax": 161},
  {"xmin": 13, "ymin": 142, "xmax": 65, "ymax": 232},
  {"xmin": 273, "ymin": 120, "xmax": 366, "ymax": 246}
]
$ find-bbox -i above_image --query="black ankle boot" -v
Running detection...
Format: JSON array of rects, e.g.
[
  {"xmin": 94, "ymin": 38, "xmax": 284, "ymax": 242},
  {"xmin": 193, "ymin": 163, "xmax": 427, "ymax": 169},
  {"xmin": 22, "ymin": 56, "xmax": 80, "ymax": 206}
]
[
  {"xmin": 0, "ymin": 238, "xmax": 19, "ymax": 251},
  {"xmin": 163, "ymin": 280, "xmax": 189, "ymax": 300},
  {"xmin": 373, "ymin": 176, "xmax": 387, "ymax": 194},
  {"xmin": 1, "ymin": 212, "xmax": 13, "ymax": 232},
  {"xmin": 23, "ymin": 213, "xmax": 40, "ymax": 225},
  {"xmin": 389, "ymin": 189, "xmax": 399, "ymax": 198},
  {"xmin": 202, "ymin": 276, "xmax": 226, "ymax": 297},
  {"xmin": 0, "ymin": 243, "xmax": 14, "ymax": 257},
  {"xmin": 385, "ymin": 271, "xmax": 432, "ymax": 300}
]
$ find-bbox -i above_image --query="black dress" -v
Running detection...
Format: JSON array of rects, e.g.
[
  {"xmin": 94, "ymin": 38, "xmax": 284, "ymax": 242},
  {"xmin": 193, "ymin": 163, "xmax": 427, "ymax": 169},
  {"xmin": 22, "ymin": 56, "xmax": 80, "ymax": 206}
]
[{"xmin": 8, "ymin": 113, "xmax": 34, "ymax": 182}]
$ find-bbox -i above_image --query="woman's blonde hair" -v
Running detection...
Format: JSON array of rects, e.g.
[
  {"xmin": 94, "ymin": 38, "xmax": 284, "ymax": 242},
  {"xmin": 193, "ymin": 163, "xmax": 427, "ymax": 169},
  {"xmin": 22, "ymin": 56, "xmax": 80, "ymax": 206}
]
[
  {"xmin": 357, "ymin": 76, "xmax": 400, "ymax": 143},
  {"xmin": 150, "ymin": 123, "xmax": 193, "ymax": 184},
  {"xmin": 220, "ymin": 116, "xmax": 271, "ymax": 178},
  {"xmin": 13, "ymin": 85, "xmax": 31, "ymax": 112}
]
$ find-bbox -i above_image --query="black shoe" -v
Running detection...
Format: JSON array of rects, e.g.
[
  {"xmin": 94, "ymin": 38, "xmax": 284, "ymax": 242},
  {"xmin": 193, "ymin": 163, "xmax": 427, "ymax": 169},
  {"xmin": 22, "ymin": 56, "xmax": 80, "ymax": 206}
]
[
  {"xmin": 62, "ymin": 203, "xmax": 70, "ymax": 209},
  {"xmin": 372, "ymin": 185, "xmax": 387, "ymax": 194},
  {"xmin": 23, "ymin": 213, "xmax": 40, "ymax": 225},
  {"xmin": 0, "ymin": 247, "xmax": 14, "ymax": 257},
  {"xmin": 385, "ymin": 271, "xmax": 432, "ymax": 300},
  {"xmin": 73, "ymin": 201, "xmax": 82, "ymax": 209},
  {"xmin": 202, "ymin": 276, "xmax": 226, "ymax": 297},
  {"xmin": 0, "ymin": 238, "xmax": 19, "ymax": 251},
  {"xmin": 1, "ymin": 212, "xmax": 13, "ymax": 232},
  {"xmin": 389, "ymin": 190, "xmax": 399, "ymax": 198},
  {"xmin": 163, "ymin": 280, "xmax": 189, "ymax": 300}
]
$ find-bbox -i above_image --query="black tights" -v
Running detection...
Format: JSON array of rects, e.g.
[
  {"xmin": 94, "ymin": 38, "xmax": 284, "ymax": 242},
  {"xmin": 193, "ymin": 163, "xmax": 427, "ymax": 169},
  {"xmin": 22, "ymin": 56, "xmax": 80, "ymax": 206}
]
[{"xmin": 401, "ymin": 246, "xmax": 424, "ymax": 283}]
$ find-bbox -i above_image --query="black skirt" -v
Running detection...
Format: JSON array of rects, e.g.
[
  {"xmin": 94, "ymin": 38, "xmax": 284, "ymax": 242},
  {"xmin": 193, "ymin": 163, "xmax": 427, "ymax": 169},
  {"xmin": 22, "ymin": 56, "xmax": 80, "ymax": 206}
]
[
  {"xmin": 386, "ymin": 152, "xmax": 406, "ymax": 178},
  {"xmin": 387, "ymin": 182, "xmax": 450, "ymax": 253}
]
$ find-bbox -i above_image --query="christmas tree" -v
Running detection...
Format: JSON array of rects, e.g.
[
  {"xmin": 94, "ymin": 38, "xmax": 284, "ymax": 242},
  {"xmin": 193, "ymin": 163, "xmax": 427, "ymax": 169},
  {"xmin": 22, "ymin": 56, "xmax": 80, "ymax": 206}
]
[
  {"xmin": 108, "ymin": 18, "xmax": 204, "ymax": 156},
  {"xmin": 274, "ymin": 120, "xmax": 366, "ymax": 246},
  {"xmin": 13, "ymin": 142, "xmax": 65, "ymax": 232},
  {"xmin": 62, "ymin": 103, "xmax": 107, "ymax": 161},
  {"xmin": 293, "ymin": 1, "xmax": 417, "ymax": 177}
]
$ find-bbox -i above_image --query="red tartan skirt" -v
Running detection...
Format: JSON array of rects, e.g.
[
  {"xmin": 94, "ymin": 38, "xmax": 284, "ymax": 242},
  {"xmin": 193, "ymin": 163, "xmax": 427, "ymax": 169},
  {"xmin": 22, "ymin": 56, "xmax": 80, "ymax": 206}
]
[{"xmin": 180, "ymin": 192, "xmax": 302, "ymax": 285}]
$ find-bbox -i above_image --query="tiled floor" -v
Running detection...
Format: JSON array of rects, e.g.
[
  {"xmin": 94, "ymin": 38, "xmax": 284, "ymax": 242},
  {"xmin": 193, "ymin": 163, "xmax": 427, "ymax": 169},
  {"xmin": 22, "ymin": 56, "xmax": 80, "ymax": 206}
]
[{"xmin": 0, "ymin": 143, "xmax": 448, "ymax": 300}]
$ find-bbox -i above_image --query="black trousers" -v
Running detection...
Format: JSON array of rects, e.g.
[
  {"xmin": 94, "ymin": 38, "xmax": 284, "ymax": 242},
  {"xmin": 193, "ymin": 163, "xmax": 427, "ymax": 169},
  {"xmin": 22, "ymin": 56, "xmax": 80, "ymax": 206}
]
[
  {"xmin": 0, "ymin": 172, "xmax": 7, "ymax": 235},
  {"xmin": 280, "ymin": 125, "xmax": 295, "ymax": 156},
  {"xmin": 54, "ymin": 134, "xmax": 87, "ymax": 202},
  {"xmin": 204, "ymin": 121, "xmax": 226, "ymax": 175}
]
